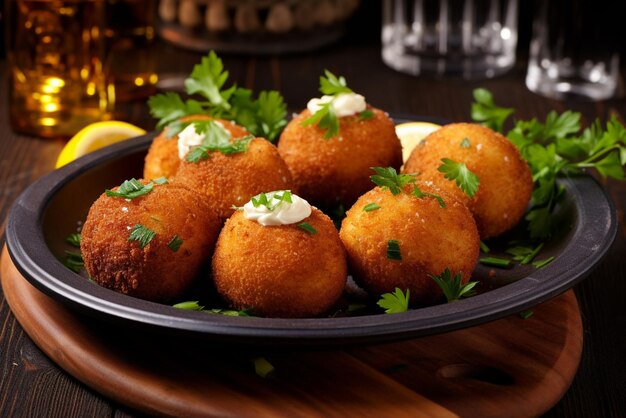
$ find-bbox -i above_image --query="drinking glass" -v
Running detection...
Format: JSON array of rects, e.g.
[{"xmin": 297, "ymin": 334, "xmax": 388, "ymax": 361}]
[
  {"xmin": 525, "ymin": 0, "xmax": 621, "ymax": 101},
  {"xmin": 382, "ymin": 0, "xmax": 519, "ymax": 79}
]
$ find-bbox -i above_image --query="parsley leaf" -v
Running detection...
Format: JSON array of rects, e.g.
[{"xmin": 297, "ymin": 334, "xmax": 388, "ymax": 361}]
[
  {"xmin": 471, "ymin": 88, "xmax": 514, "ymax": 132},
  {"xmin": 438, "ymin": 158, "xmax": 480, "ymax": 198},
  {"xmin": 298, "ymin": 222, "xmax": 317, "ymax": 235},
  {"xmin": 319, "ymin": 69, "xmax": 353, "ymax": 95},
  {"xmin": 358, "ymin": 109, "xmax": 375, "ymax": 121},
  {"xmin": 105, "ymin": 177, "xmax": 168, "ymax": 200},
  {"xmin": 431, "ymin": 268, "xmax": 479, "ymax": 302},
  {"xmin": 386, "ymin": 239, "xmax": 402, "ymax": 260},
  {"xmin": 66, "ymin": 233, "xmax": 81, "ymax": 248},
  {"xmin": 168, "ymin": 235, "xmax": 183, "ymax": 252},
  {"xmin": 363, "ymin": 202, "xmax": 381, "ymax": 212},
  {"xmin": 377, "ymin": 288, "xmax": 410, "ymax": 314},
  {"xmin": 128, "ymin": 224, "xmax": 156, "ymax": 249},
  {"xmin": 63, "ymin": 250, "xmax": 84, "ymax": 273},
  {"xmin": 184, "ymin": 121, "xmax": 253, "ymax": 162},
  {"xmin": 370, "ymin": 167, "xmax": 416, "ymax": 195},
  {"xmin": 412, "ymin": 184, "xmax": 446, "ymax": 208}
]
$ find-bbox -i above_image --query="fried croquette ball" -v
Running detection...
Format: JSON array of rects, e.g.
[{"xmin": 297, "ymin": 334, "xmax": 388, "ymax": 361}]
[
  {"xmin": 212, "ymin": 204, "xmax": 347, "ymax": 318},
  {"xmin": 174, "ymin": 138, "xmax": 295, "ymax": 221},
  {"xmin": 403, "ymin": 123, "xmax": 533, "ymax": 239},
  {"xmin": 277, "ymin": 107, "xmax": 402, "ymax": 209},
  {"xmin": 81, "ymin": 181, "xmax": 221, "ymax": 302},
  {"xmin": 143, "ymin": 115, "xmax": 250, "ymax": 180},
  {"xmin": 340, "ymin": 183, "xmax": 479, "ymax": 306}
]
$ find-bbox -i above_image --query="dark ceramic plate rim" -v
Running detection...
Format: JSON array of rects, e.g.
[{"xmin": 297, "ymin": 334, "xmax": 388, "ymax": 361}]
[{"xmin": 5, "ymin": 117, "xmax": 617, "ymax": 346}]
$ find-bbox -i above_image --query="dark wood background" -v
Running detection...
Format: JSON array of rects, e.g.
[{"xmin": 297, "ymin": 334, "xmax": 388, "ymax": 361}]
[{"xmin": 1, "ymin": 2, "xmax": 625, "ymax": 417}]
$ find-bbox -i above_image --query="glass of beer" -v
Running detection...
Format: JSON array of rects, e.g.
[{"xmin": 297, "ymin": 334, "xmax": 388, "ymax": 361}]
[{"xmin": 6, "ymin": 0, "xmax": 114, "ymax": 138}]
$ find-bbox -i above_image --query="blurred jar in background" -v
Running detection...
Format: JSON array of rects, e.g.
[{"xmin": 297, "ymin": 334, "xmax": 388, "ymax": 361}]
[
  {"xmin": 105, "ymin": 0, "xmax": 157, "ymax": 102},
  {"xmin": 6, "ymin": 0, "xmax": 113, "ymax": 138},
  {"xmin": 5, "ymin": 0, "xmax": 114, "ymax": 138}
]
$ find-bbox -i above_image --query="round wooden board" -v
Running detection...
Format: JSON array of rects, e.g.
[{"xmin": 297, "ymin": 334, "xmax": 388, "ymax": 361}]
[{"xmin": 1, "ymin": 246, "xmax": 582, "ymax": 418}]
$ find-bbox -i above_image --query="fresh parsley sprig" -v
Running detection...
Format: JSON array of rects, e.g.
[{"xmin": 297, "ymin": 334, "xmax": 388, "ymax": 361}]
[
  {"xmin": 431, "ymin": 268, "xmax": 479, "ymax": 302},
  {"xmin": 301, "ymin": 69, "xmax": 357, "ymax": 139},
  {"xmin": 183, "ymin": 120, "xmax": 253, "ymax": 162},
  {"xmin": 471, "ymin": 89, "xmax": 626, "ymax": 238},
  {"xmin": 377, "ymin": 288, "xmax": 410, "ymax": 314},
  {"xmin": 370, "ymin": 167, "xmax": 416, "ymax": 195},
  {"xmin": 105, "ymin": 177, "xmax": 168, "ymax": 200},
  {"xmin": 438, "ymin": 158, "xmax": 480, "ymax": 198},
  {"xmin": 148, "ymin": 51, "xmax": 287, "ymax": 142}
]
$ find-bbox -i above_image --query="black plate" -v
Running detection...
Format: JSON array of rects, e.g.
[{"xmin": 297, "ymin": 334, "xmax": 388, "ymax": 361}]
[{"xmin": 5, "ymin": 120, "xmax": 617, "ymax": 347}]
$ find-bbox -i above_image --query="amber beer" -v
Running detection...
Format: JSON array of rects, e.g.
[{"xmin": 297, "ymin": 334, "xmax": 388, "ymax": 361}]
[
  {"xmin": 6, "ymin": 0, "xmax": 113, "ymax": 138},
  {"xmin": 105, "ymin": 0, "xmax": 157, "ymax": 101}
]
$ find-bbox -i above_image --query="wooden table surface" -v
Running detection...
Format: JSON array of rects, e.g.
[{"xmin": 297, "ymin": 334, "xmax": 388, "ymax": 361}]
[{"xmin": 1, "ymin": 7, "xmax": 625, "ymax": 417}]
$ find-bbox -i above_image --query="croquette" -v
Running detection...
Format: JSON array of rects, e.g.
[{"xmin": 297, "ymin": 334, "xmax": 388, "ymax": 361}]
[
  {"xmin": 212, "ymin": 205, "xmax": 347, "ymax": 318},
  {"xmin": 277, "ymin": 107, "xmax": 402, "ymax": 209},
  {"xmin": 143, "ymin": 116, "xmax": 250, "ymax": 180},
  {"xmin": 340, "ymin": 182, "xmax": 480, "ymax": 306},
  {"xmin": 81, "ymin": 181, "xmax": 221, "ymax": 302},
  {"xmin": 174, "ymin": 138, "xmax": 295, "ymax": 221},
  {"xmin": 403, "ymin": 123, "xmax": 533, "ymax": 239}
]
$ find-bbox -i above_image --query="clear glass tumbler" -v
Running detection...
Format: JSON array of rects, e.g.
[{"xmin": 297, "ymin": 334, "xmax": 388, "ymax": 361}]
[
  {"xmin": 525, "ymin": 0, "xmax": 620, "ymax": 101},
  {"xmin": 382, "ymin": 0, "xmax": 518, "ymax": 79}
]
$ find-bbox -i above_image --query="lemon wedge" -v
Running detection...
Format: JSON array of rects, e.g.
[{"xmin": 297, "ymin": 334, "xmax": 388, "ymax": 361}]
[
  {"xmin": 396, "ymin": 121, "xmax": 442, "ymax": 163},
  {"xmin": 55, "ymin": 121, "xmax": 146, "ymax": 168}
]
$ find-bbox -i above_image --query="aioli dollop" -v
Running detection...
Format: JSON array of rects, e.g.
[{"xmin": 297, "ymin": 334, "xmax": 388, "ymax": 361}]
[
  {"xmin": 177, "ymin": 121, "xmax": 226, "ymax": 160},
  {"xmin": 243, "ymin": 191, "xmax": 312, "ymax": 226},
  {"xmin": 306, "ymin": 93, "xmax": 367, "ymax": 118}
]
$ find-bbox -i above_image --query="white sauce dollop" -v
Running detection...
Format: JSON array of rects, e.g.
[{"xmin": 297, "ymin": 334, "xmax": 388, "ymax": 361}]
[
  {"xmin": 243, "ymin": 191, "xmax": 312, "ymax": 226},
  {"xmin": 306, "ymin": 93, "xmax": 367, "ymax": 118},
  {"xmin": 177, "ymin": 121, "xmax": 226, "ymax": 160}
]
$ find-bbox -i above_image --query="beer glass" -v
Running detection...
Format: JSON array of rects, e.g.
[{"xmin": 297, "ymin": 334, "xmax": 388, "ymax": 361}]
[{"xmin": 6, "ymin": 0, "xmax": 114, "ymax": 138}]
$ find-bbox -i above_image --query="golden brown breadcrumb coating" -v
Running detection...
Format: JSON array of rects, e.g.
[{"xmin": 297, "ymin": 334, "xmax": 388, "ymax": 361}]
[
  {"xmin": 277, "ymin": 107, "xmax": 402, "ymax": 209},
  {"xmin": 81, "ymin": 181, "xmax": 221, "ymax": 302},
  {"xmin": 403, "ymin": 123, "xmax": 533, "ymax": 239},
  {"xmin": 174, "ymin": 138, "xmax": 295, "ymax": 221},
  {"xmin": 143, "ymin": 115, "xmax": 250, "ymax": 180},
  {"xmin": 340, "ymin": 183, "xmax": 479, "ymax": 306},
  {"xmin": 212, "ymin": 208, "xmax": 347, "ymax": 318}
]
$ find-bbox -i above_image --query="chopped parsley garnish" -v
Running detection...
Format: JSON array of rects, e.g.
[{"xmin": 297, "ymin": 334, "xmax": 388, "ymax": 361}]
[
  {"xmin": 173, "ymin": 301, "xmax": 205, "ymax": 311},
  {"xmin": 251, "ymin": 190, "xmax": 293, "ymax": 211},
  {"xmin": 363, "ymin": 202, "xmax": 381, "ymax": 212},
  {"xmin": 105, "ymin": 177, "xmax": 168, "ymax": 200},
  {"xmin": 519, "ymin": 310, "xmax": 534, "ymax": 320},
  {"xmin": 479, "ymin": 240, "xmax": 490, "ymax": 253},
  {"xmin": 471, "ymin": 88, "xmax": 626, "ymax": 238},
  {"xmin": 412, "ymin": 184, "xmax": 446, "ymax": 208},
  {"xmin": 438, "ymin": 158, "xmax": 480, "ymax": 198},
  {"xmin": 65, "ymin": 233, "xmax": 81, "ymax": 248},
  {"xmin": 431, "ymin": 268, "xmax": 478, "ymax": 302},
  {"xmin": 359, "ymin": 109, "xmax": 375, "ymax": 121},
  {"xmin": 479, "ymin": 257, "xmax": 512, "ymax": 268},
  {"xmin": 173, "ymin": 302, "xmax": 252, "ymax": 317},
  {"xmin": 128, "ymin": 224, "xmax": 156, "ymax": 249},
  {"xmin": 506, "ymin": 243, "xmax": 544, "ymax": 265},
  {"xmin": 297, "ymin": 222, "xmax": 317, "ymax": 235},
  {"xmin": 386, "ymin": 239, "xmax": 402, "ymax": 260},
  {"xmin": 301, "ymin": 69, "xmax": 357, "ymax": 139},
  {"xmin": 184, "ymin": 120, "xmax": 253, "ymax": 162},
  {"xmin": 533, "ymin": 256, "xmax": 555, "ymax": 268},
  {"xmin": 63, "ymin": 250, "xmax": 84, "ymax": 273},
  {"xmin": 460, "ymin": 137, "xmax": 471, "ymax": 148},
  {"xmin": 377, "ymin": 288, "xmax": 410, "ymax": 314},
  {"xmin": 253, "ymin": 357, "xmax": 275, "ymax": 378},
  {"xmin": 370, "ymin": 167, "xmax": 416, "ymax": 195},
  {"xmin": 167, "ymin": 235, "xmax": 183, "ymax": 252},
  {"xmin": 148, "ymin": 51, "xmax": 287, "ymax": 142}
]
